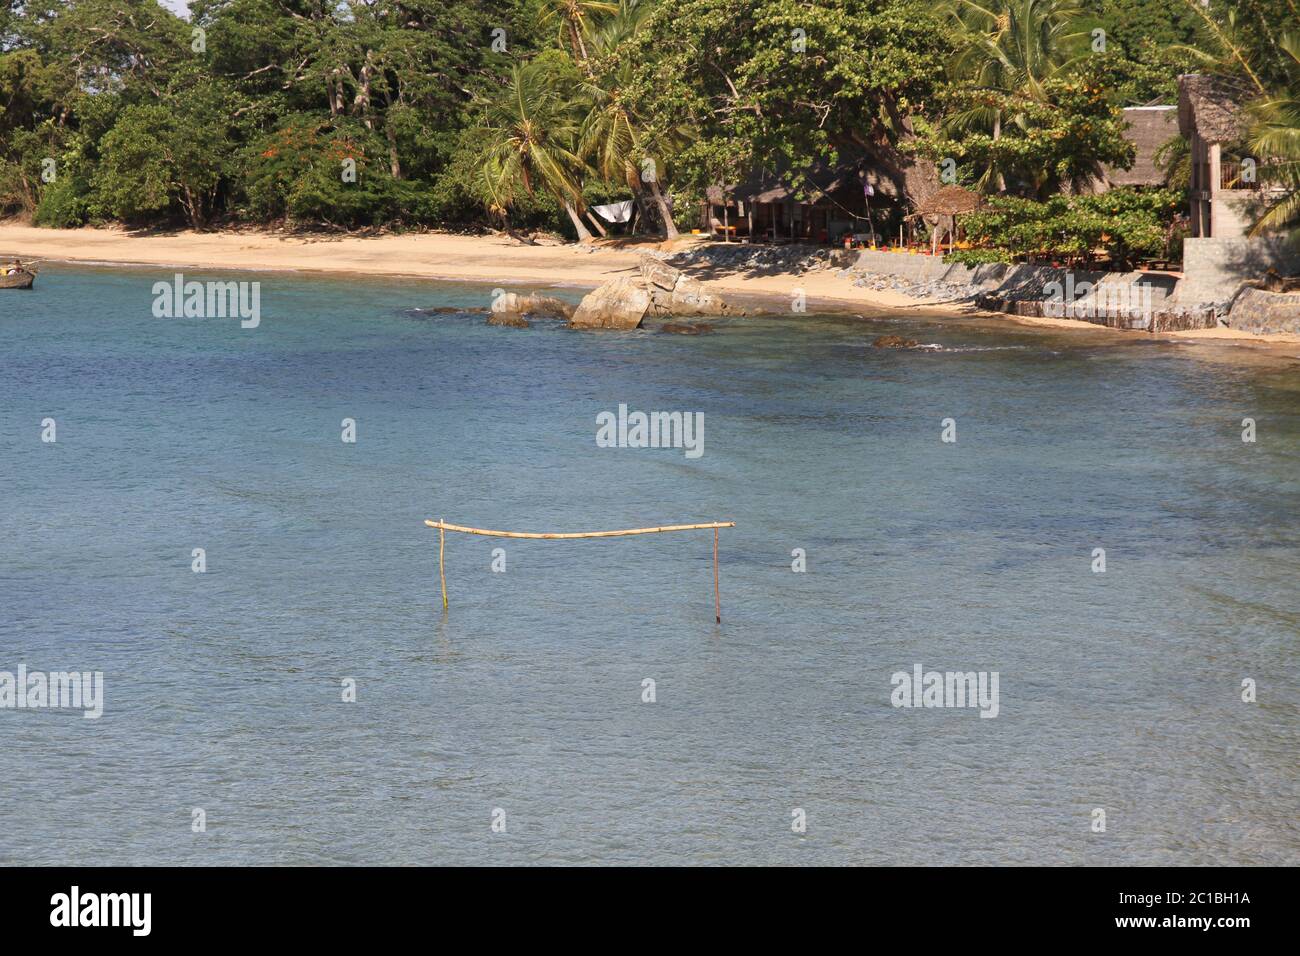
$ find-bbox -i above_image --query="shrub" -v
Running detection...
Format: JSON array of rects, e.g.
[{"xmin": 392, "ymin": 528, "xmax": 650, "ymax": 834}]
[
  {"xmin": 33, "ymin": 175, "xmax": 92, "ymax": 227},
  {"xmin": 241, "ymin": 116, "xmax": 408, "ymax": 227},
  {"xmin": 960, "ymin": 187, "xmax": 1183, "ymax": 268}
]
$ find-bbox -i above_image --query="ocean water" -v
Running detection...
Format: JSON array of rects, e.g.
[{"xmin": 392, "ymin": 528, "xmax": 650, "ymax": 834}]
[{"xmin": 1, "ymin": 263, "xmax": 1297, "ymax": 866}]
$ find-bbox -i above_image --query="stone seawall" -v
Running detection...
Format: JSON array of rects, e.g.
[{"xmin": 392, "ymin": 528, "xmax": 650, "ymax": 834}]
[
  {"xmin": 851, "ymin": 250, "xmax": 1214, "ymax": 331},
  {"xmin": 1225, "ymin": 288, "xmax": 1300, "ymax": 334}
]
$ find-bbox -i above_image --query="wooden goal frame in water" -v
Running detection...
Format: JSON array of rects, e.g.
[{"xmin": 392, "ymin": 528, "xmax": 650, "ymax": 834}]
[{"xmin": 424, "ymin": 519, "xmax": 736, "ymax": 621}]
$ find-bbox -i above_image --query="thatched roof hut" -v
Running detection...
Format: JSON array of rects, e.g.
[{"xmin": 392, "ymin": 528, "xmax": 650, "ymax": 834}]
[
  {"xmin": 1178, "ymin": 74, "xmax": 1250, "ymax": 144},
  {"xmin": 915, "ymin": 186, "xmax": 981, "ymax": 217},
  {"xmin": 706, "ymin": 162, "xmax": 898, "ymax": 206},
  {"xmin": 910, "ymin": 186, "xmax": 981, "ymax": 254},
  {"xmin": 1104, "ymin": 106, "xmax": 1178, "ymax": 187}
]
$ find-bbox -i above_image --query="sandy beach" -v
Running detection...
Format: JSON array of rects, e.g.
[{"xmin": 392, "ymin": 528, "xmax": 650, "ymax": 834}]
[
  {"xmin": 3, "ymin": 221, "xmax": 1298, "ymax": 348},
  {"xmin": 0, "ymin": 221, "xmax": 918, "ymax": 307}
]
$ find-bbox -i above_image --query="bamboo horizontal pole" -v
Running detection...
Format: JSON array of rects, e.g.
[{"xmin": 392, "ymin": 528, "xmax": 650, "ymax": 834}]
[{"xmin": 424, "ymin": 519, "xmax": 734, "ymax": 539}]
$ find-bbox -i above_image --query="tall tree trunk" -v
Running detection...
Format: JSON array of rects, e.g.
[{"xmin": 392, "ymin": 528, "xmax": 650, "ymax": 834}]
[
  {"xmin": 382, "ymin": 89, "xmax": 403, "ymax": 179},
  {"xmin": 18, "ymin": 170, "xmax": 36, "ymax": 214},
  {"xmin": 564, "ymin": 201, "xmax": 595, "ymax": 243},
  {"xmin": 993, "ymin": 113, "xmax": 1006, "ymax": 193},
  {"xmin": 632, "ymin": 189, "xmax": 653, "ymax": 235},
  {"xmin": 353, "ymin": 55, "xmax": 375, "ymax": 128},
  {"xmin": 569, "ymin": 22, "xmax": 589, "ymax": 64},
  {"xmin": 328, "ymin": 71, "xmax": 348, "ymax": 116},
  {"xmin": 851, "ymin": 100, "xmax": 940, "ymax": 214},
  {"xmin": 181, "ymin": 185, "xmax": 205, "ymax": 229},
  {"xmin": 385, "ymin": 122, "xmax": 402, "ymax": 179},
  {"xmin": 647, "ymin": 177, "xmax": 679, "ymax": 239},
  {"xmin": 585, "ymin": 208, "xmax": 609, "ymax": 237}
]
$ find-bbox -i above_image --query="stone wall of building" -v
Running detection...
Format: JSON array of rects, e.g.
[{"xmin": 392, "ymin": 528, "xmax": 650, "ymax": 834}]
[{"xmin": 1175, "ymin": 237, "xmax": 1300, "ymax": 306}]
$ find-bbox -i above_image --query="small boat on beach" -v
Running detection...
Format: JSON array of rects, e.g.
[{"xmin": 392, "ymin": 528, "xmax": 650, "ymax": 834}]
[{"xmin": 1, "ymin": 268, "xmax": 36, "ymax": 290}]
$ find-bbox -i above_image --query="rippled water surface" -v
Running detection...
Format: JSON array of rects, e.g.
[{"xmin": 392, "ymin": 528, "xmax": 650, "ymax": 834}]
[{"xmin": 2, "ymin": 264, "xmax": 1297, "ymax": 865}]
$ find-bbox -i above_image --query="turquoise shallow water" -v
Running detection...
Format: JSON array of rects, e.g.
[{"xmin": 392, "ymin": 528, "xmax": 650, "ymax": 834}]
[{"xmin": 1, "ymin": 263, "xmax": 1297, "ymax": 865}]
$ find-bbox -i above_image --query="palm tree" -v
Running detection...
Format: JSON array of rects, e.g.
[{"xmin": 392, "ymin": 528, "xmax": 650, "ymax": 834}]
[
  {"xmin": 1173, "ymin": 0, "xmax": 1270, "ymax": 97},
  {"xmin": 540, "ymin": 0, "xmax": 620, "ymax": 66},
  {"xmin": 480, "ymin": 61, "xmax": 595, "ymax": 242},
  {"xmin": 940, "ymin": 0, "xmax": 1094, "ymax": 191},
  {"xmin": 1248, "ymin": 33, "xmax": 1300, "ymax": 244},
  {"xmin": 578, "ymin": 0, "xmax": 684, "ymax": 238}
]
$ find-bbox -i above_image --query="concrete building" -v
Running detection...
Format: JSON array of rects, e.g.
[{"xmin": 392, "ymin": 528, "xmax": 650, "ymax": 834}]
[
  {"xmin": 1174, "ymin": 74, "xmax": 1298, "ymax": 302},
  {"xmin": 1177, "ymin": 73, "xmax": 1277, "ymax": 239}
]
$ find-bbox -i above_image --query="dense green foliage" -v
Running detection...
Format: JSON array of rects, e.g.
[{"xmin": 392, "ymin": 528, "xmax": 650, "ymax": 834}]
[
  {"xmin": 1, "ymin": 0, "xmax": 540, "ymax": 228},
  {"xmin": 0, "ymin": 0, "xmax": 1292, "ymax": 246},
  {"xmin": 959, "ymin": 188, "xmax": 1185, "ymax": 266},
  {"xmin": 914, "ymin": 78, "xmax": 1138, "ymax": 198}
]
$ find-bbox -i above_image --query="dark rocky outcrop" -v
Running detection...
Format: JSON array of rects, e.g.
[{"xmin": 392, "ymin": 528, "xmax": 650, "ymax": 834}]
[{"xmin": 487, "ymin": 312, "xmax": 530, "ymax": 328}]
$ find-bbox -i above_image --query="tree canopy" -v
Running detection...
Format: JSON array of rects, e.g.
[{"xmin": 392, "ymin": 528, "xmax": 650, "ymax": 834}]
[{"xmin": 0, "ymin": 0, "xmax": 1292, "ymax": 242}]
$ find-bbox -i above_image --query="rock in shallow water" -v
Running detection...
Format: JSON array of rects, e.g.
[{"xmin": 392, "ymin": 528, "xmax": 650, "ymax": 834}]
[
  {"xmin": 659, "ymin": 322, "xmax": 713, "ymax": 335},
  {"xmin": 872, "ymin": 335, "xmax": 920, "ymax": 349},
  {"xmin": 490, "ymin": 293, "xmax": 574, "ymax": 321},
  {"xmin": 569, "ymin": 277, "xmax": 651, "ymax": 329},
  {"xmin": 487, "ymin": 312, "xmax": 529, "ymax": 328}
]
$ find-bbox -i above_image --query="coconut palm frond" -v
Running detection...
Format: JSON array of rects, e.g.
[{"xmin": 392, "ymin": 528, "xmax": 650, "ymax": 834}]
[
  {"xmin": 479, "ymin": 62, "xmax": 590, "ymax": 212},
  {"xmin": 1248, "ymin": 172, "xmax": 1300, "ymax": 243}
]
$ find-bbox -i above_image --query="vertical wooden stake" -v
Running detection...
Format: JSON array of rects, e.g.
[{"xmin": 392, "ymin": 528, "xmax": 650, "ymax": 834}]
[
  {"xmin": 714, "ymin": 526, "xmax": 721, "ymax": 624},
  {"xmin": 439, "ymin": 520, "xmax": 448, "ymax": 610}
]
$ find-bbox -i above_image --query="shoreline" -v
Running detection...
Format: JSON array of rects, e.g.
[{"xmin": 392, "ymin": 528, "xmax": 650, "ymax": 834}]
[{"xmin": 4, "ymin": 222, "xmax": 1299, "ymax": 349}]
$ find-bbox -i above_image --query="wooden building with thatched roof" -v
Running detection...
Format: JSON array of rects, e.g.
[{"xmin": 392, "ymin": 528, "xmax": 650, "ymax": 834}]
[
  {"xmin": 1177, "ymin": 73, "xmax": 1269, "ymax": 239},
  {"xmin": 702, "ymin": 162, "xmax": 899, "ymax": 243},
  {"xmin": 1100, "ymin": 106, "xmax": 1179, "ymax": 189}
]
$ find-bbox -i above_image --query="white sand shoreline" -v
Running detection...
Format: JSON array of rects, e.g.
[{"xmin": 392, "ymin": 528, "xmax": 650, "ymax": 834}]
[{"xmin": 4, "ymin": 221, "xmax": 1298, "ymax": 350}]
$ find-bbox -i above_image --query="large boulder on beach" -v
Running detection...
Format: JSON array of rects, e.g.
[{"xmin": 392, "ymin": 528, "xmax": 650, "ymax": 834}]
[
  {"xmin": 569, "ymin": 278, "xmax": 651, "ymax": 330},
  {"xmin": 644, "ymin": 275, "xmax": 741, "ymax": 318},
  {"xmin": 491, "ymin": 292, "xmax": 575, "ymax": 321},
  {"xmin": 640, "ymin": 252, "xmax": 745, "ymax": 317},
  {"xmin": 668, "ymin": 274, "xmax": 733, "ymax": 316},
  {"xmin": 639, "ymin": 255, "xmax": 682, "ymax": 291}
]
